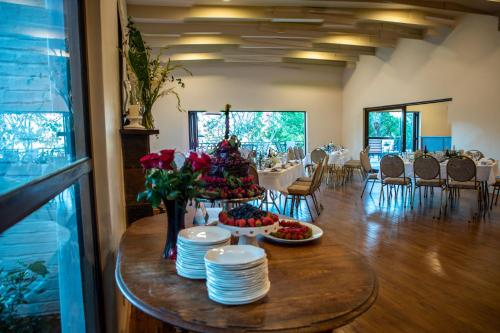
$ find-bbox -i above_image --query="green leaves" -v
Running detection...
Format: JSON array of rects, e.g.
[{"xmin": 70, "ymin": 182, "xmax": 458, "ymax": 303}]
[
  {"xmin": 123, "ymin": 20, "xmax": 191, "ymax": 129},
  {"xmin": 137, "ymin": 162, "xmax": 202, "ymax": 207},
  {"xmin": 26, "ymin": 261, "xmax": 48, "ymax": 277},
  {"xmin": 0, "ymin": 261, "xmax": 49, "ymax": 331}
]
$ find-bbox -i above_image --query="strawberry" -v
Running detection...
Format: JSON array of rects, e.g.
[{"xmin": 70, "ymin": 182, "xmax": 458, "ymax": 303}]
[
  {"xmin": 237, "ymin": 219, "xmax": 247, "ymax": 227},
  {"xmin": 247, "ymin": 218, "xmax": 256, "ymax": 227},
  {"xmin": 255, "ymin": 219, "xmax": 262, "ymax": 227},
  {"xmin": 218, "ymin": 211, "xmax": 228, "ymax": 223},
  {"xmin": 263, "ymin": 217, "xmax": 273, "ymax": 226},
  {"xmin": 226, "ymin": 218, "xmax": 235, "ymax": 226},
  {"xmin": 271, "ymin": 214, "xmax": 279, "ymax": 222}
]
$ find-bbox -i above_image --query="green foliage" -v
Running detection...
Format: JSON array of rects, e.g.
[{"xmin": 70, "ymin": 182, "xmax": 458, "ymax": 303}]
[
  {"xmin": 137, "ymin": 163, "xmax": 201, "ymax": 207},
  {"xmin": 198, "ymin": 112, "xmax": 305, "ymax": 152},
  {"xmin": 123, "ymin": 20, "xmax": 191, "ymax": 129},
  {"xmin": 0, "ymin": 261, "xmax": 50, "ymax": 332},
  {"xmin": 368, "ymin": 112, "xmax": 402, "ymax": 138}
]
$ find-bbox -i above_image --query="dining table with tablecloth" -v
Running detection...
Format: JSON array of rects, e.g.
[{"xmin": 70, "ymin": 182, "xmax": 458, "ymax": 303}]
[
  {"xmin": 377, "ymin": 160, "xmax": 499, "ymax": 185},
  {"xmin": 258, "ymin": 162, "xmax": 305, "ymax": 194},
  {"xmin": 303, "ymin": 149, "xmax": 352, "ymax": 166}
]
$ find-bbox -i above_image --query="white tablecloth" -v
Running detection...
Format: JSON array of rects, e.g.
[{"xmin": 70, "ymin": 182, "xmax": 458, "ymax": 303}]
[
  {"xmin": 378, "ymin": 161, "xmax": 499, "ymax": 185},
  {"xmin": 258, "ymin": 163, "xmax": 305, "ymax": 193},
  {"xmin": 303, "ymin": 149, "xmax": 352, "ymax": 166}
]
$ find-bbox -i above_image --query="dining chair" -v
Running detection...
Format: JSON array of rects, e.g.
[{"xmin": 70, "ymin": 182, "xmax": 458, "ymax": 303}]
[
  {"xmin": 412, "ymin": 154, "xmax": 446, "ymax": 216},
  {"xmin": 306, "ymin": 148, "xmax": 327, "ymax": 175},
  {"xmin": 344, "ymin": 149, "xmax": 364, "ymax": 181},
  {"xmin": 360, "ymin": 149, "xmax": 379, "ymax": 198},
  {"xmin": 491, "ymin": 177, "xmax": 500, "ymax": 209},
  {"xmin": 287, "ymin": 148, "xmax": 295, "ymax": 161},
  {"xmin": 445, "ymin": 156, "xmax": 481, "ymax": 216},
  {"xmin": 297, "ymin": 147, "xmax": 305, "ymax": 159},
  {"xmin": 379, "ymin": 154, "xmax": 412, "ymax": 206},
  {"xmin": 293, "ymin": 147, "xmax": 301, "ymax": 160},
  {"xmin": 284, "ymin": 157, "xmax": 326, "ymax": 221}
]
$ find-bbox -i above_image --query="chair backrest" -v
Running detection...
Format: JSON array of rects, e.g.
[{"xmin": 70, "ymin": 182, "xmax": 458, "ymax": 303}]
[
  {"xmin": 311, "ymin": 148, "xmax": 327, "ymax": 164},
  {"xmin": 248, "ymin": 164, "xmax": 260, "ymax": 185},
  {"xmin": 297, "ymin": 147, "xmax": 305, "ymax": 159},
  {"xmin": 447, "ymin": 156, "xmax": 476, "ymax": 182},
  {"xmin": 293, "ymin": 147, "xmax": 301, "ymax": 160},
  {"xmin": 413, "ymin": 155, "xmax": 440, "ymax": 180},
  {"xmin": 360, "ymin": 150, "xmax": 372, "ymax": 173},
  {"xmin": 287, "ymin": 148, "xmax": 295, "ymax": 161},
  {"xmin": 380, "ymin": 154, "xmax": 405, "ymax": 178},
  {"xmin": 312, "ymin": 156, "xmax": 329, "ymax": 191}
]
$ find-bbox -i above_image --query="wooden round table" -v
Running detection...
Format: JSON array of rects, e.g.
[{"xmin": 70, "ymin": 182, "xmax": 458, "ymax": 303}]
[{"xmin": 116, "ymin": 214, "xmax": 378, "ymax": 333}]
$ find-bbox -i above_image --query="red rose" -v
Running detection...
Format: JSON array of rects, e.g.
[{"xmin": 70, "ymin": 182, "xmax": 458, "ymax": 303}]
[
  {"xmin": 139, "ymin": 153, "xmax": 160, "ymax": 169},
  {"xmin": 158, "ymin": 149, "xmax": 175, "ymax": 170},
  {"xmin": 188, "ymin": 152, "xmax": 212, "ymax": 173}
]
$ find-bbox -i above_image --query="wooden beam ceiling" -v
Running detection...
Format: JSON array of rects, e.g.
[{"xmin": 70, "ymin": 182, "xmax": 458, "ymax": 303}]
[{"xmin": 126, "ymin": 1, "xmax": 499, "ymax": 66}]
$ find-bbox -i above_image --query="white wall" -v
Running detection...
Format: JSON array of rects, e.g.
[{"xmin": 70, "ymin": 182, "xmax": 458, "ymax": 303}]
[
  {"xmin": 342, "ymin": 14, "xmax": 500, "ymax": 158},
  {"xmin": 150, "ymin": 63, "xmax": 343, "ymax": 153},
  {"xmin": 407, "ymin": 102, "xmax": 451, "ymax": 137}
]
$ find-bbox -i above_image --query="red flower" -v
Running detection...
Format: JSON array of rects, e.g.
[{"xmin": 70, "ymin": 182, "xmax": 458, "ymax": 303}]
[
  {"xmin": 158, "ymin": 149, "xmax": 175, "ymax": 170},
  {"xmin": 139, "ymin": 153, "xmax": 160, "ymax": 169},
  {"xmin": 188, "ymin": 152, "xmax": 212, "ymax": 173}
]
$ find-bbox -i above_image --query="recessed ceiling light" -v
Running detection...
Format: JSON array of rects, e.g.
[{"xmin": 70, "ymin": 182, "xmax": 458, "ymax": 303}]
[{"xmin": 223, "ymin": 0, "xmax": 231, "ymax": 2}]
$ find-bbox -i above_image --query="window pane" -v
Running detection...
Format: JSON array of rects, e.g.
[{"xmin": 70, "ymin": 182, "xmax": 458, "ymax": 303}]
[
  {"xmin": 0, "ymin": 185, "xmax": 85, "ymax": 332},
  {"xmin": 0, "ymin": 0, "xmax": 83, "ymax": 194},
  {"xmin": 196, "ymin": 111, "xmax": 306, "ymax": 154}
]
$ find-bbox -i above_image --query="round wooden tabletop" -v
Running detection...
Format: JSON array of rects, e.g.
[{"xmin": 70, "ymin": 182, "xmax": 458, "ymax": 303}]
[{"xmin": 116, "ymin": 213, "xmax": 378, "ymax": 333}]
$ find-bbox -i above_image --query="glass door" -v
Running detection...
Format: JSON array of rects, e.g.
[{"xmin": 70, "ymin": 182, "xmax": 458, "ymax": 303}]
[
  {"xmin": 405, "ymin": 112, "xmax": 420, "ymax": 152},
  {"xmin": 365, "ymin": 109, "xmax": 404, "ymax": 168}
]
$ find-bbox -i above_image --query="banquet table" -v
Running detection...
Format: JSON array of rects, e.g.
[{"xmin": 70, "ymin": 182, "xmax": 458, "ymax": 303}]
[
  {"xmin": 304, "ymin": 149, "xmax": 351, "ymax": 166},
  {"xmin": 116, "ymin": 213, "xmax": 378, "ymax": 333},
  {"xmin": 258, "ymin": 162, "xmax": 305, "ymax": 193},
  {"xmin": 377, "ymin": 160, "xmax": 499, "ymax": 185}
]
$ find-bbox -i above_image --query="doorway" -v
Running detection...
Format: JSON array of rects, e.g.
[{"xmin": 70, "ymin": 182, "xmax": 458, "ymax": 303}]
[{"xmin": 364, "ymin": 98, "xmax": 452, "ymax": 167}]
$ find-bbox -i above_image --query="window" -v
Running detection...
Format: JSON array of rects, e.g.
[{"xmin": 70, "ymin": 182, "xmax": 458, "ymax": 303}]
[
  {"xmin": 0, "ymin": 1, "xmax": 102, "ymax": 332},
  {"xmin": 189, "ymin": 111, "xmax": 306, "ymax": 154}
]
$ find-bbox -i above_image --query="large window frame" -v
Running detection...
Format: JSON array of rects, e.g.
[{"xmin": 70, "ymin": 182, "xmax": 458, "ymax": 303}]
[
  {"xmin": 188, "ymin": 110, "xmax": 308, "ymax": 154},
  {"xmin": 363, "ymin": 98, "xmax": 453, "ymax": 153},
  {"xmin": 0, "ymin": 1, "xmax": 103, "ymax": 332}
]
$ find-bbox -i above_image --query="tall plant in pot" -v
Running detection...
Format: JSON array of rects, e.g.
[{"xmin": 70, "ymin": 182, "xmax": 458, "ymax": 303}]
[
  {"xmin": 123, "ymin": 20, "xmax": 190, "ymax": 129},
  {"xmin": 137, "ymin": 150, "xmax": 211, "ymax": 259}
]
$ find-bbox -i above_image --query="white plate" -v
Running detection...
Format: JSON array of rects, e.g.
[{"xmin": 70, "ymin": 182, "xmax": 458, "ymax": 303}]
[
  {"xmin": 208, "ymin": 283, "xmax": 270, "ymax": 305},
  {"xmin": 204, "ymin": 245, "xmax": 266, "ymax": 266},
  {"xmin": 262, "ymin": 221, "xmax": 323, "ymax": 244},
  {"xmin": 178, "ymin": 226, "xmax": 231, "ymax": 245}
]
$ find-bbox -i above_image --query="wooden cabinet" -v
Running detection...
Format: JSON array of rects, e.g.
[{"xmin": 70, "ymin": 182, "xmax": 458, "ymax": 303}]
[{"xmin": 120, "ymin": 129, "xmax": 159, "ymax": 224}]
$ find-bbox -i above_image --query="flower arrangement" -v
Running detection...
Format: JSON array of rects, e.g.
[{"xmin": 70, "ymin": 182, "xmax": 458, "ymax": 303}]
[
  {"xmin": 137, "ymin": 150, "xmax": 211, "ymax": 259},
  {"xmin": 123, "ymin": 20, "xmax": 191, "ymax": 130},
  {"xmin": 137, "ymin": 150, "xmax": 211, "ymax": 206}
]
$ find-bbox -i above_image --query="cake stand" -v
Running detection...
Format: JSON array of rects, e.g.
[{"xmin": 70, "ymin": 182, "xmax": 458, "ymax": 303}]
[
  {"xmin": 195, "ymin": 194, "xmax": 265, "ymax": 211},
  {"xmin": 195, "ymin": 194, "xmax": 272, "ymax": 247},
  {"xmin": 216, "ymin": 222, "xmax": 278, "ymax": 247}
]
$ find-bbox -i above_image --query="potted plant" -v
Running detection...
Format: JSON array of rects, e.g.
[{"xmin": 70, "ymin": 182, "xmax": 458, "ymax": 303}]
[
  {"xmin": 0, "ymin": 261, "xmax": 50, "ymax": 332},
  {"xmin": 137, "ymin": 150, "xmax": 211, "ymax": 259},
  {"xmin": 122, "ymin": 20, "xmax": 190, "ymax": 130}
]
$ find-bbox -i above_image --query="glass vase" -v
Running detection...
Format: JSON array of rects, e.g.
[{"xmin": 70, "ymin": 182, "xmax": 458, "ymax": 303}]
[{"xmin": 163, "ymin": 199, "xmax": 187, "ymax": 260}]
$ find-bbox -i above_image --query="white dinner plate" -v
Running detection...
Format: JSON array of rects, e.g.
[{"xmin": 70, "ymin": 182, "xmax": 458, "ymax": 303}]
[
  {"xmin": 262, "ymin": 221, "xmax": 323, "ymax": 244},
  {"xmin": 178, "ymin": 226, "xmax": 231, "ymax": 245},
  {"xmin": 208, "ymin": 283, "xmax": 270, "ymax": 305},
  {"xmin": 204, "ymin": 245, "xmax": 266, "ymax": 266}
]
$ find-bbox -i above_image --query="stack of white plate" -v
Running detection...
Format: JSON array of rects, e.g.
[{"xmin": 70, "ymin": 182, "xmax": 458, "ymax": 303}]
[
  {"xmin": 204, "ymin": 245, "xmax": 270, "ymax": 305},
  {"xmin": 176, "ymin": 226, "xmax": 231, "ymax": 279}
]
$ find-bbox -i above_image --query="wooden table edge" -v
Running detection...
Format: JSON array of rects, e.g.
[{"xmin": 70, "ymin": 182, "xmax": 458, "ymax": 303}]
[{"xmin": 115, "ymin": 245, "xmax": 379, "ymax": 333}]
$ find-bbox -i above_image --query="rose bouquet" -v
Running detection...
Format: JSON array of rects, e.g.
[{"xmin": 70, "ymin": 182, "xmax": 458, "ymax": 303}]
[{"xmin": 137, "ymin": 150, "xmax": 211, "ymax": 259}]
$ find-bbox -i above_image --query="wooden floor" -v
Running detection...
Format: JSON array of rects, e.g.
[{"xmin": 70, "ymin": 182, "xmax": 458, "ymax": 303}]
[{"xmin": 129, "ymin": 180, "xmax": 500, "ymax": 333}]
